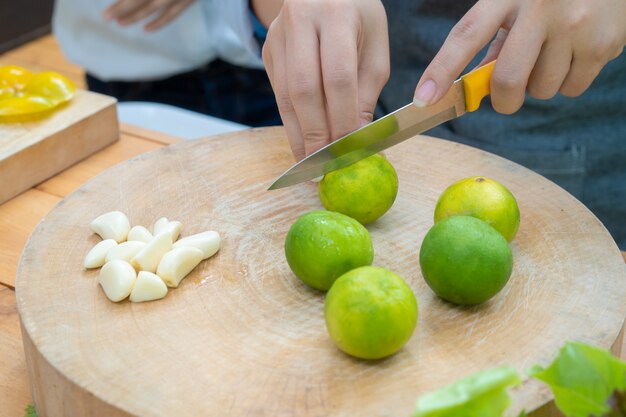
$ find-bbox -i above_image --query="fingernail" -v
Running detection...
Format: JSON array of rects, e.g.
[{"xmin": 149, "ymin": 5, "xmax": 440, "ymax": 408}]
[{"xmin": 413, "ymin": 79, "xmax": 437, "ymax": 107}]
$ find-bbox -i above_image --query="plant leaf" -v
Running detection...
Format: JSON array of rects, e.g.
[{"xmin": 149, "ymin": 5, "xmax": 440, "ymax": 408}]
[
  {"xmin": 24, "ymin": 405, "xmax": 38, "ymax": 417},
  {"xmin": 413, "ymin": 365, "xmax": 521, "ymax": 417},
  {"xmin": 529, "ymin": 341, "xmax": 626, "ymax": 417}
]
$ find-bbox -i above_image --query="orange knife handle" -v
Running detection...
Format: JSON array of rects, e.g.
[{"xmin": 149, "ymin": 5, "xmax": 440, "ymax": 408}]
[{"xmin": 461, "ymin": 60, "xmax": 495, "ymax": 112}]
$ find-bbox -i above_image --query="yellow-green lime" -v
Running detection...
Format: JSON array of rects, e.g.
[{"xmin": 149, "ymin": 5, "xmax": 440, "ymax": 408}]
[
  {"xmin": 319, "ymin": 154, "xmax": 398, "ymax": 224},
  {"xmin": 434, "ymin": 176, "xmax": 520, "ymax": 241},
  {"xmin": 324, "ymin": 266, "xmax": 418, "ymax": 360},
  {"xmin": 284, "ymin": 210, "xmax": 373, "ymax": 291},
  {"xmin": 419, "ymin": 215, "xmax": 513, "ymax": 305}
]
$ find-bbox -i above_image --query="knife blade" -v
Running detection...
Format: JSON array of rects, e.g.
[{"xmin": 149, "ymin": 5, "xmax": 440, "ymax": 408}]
[{"xmin": 268, "ymin": 61, "xmax": 495, "ymax": 190}]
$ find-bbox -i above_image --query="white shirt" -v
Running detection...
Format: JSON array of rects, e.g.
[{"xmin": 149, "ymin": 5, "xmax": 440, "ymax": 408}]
[{"xmin": 52, "ymin": 0, "xmax": 264, "ymax": 81}]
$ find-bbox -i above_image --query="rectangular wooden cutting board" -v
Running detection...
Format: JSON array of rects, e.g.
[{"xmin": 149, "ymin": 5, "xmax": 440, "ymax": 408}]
[{"xmin": 0, "ymin": 89, "xmax": 118, "ymax": 204}]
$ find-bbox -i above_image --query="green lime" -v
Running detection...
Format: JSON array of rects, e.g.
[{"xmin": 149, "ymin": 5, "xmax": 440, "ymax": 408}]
[
  {"xmin": 434, "ymin": 176, "xmax": 520, "ymax": 241},
  {"xmin": 284, "ymin": 210, "xmax": 374, "ymax": 291},
  {"xmin": 419, "ymin": 215, "xmax": 513, "ymax": 305},
  {"xmin": 324, "ymin": 266, "xmax": 418, "ymax": 360},
  {"xmin": 319, "ymin": 154, "xmax": 398, "ymax": 224}
]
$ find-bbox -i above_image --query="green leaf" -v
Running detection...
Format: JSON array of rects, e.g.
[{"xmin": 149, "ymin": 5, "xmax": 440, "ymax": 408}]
[
  {"xmin": 24, "ymin": 405, "xmax": 38, "ymax": 417},
  {"xmin": 529, "ymin": 341, "xmax": 626, "ymax": 417},
  {"xmin": 413, "ymin": 365, "xmax": 522, "ymax": 417}
]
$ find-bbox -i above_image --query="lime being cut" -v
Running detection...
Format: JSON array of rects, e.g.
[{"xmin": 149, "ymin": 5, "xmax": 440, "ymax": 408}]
[
  {"xmin": 284, "ymin": 210, "xmax": 374, "ymax": 291},
  {"xmin": 318, "ymin": 154, "xmax": 398, "ymax": 224},
  {"xmin": 324, "ymin": 266, "xmax": 418, "ymax": 360}
]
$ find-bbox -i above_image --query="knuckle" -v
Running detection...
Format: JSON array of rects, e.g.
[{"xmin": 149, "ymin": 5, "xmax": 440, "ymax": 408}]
[
  {"xmin": 288, "ymin": 140, "xmax": 306, "ymax": 161},
  {"xmin": 283, "ymin": 0, "xmax": 316, "ymax": 22},
  {"xmin": 289, "ymin": 77, "xmax": 317, "ymax": 102},
  {"xmin": 492, "ymin": 71, "xmax": 526, "ymax": 92},
  {"xmin": 276, "ymin": 93, "xmax": 296, "ymax": 114},
  {"xmin": 302, "ymin": 129, "xmax": 330, "ymax": 144},
  {"xmin": 361, "ymin": 61, "xmax": 390, "ymax": 87},
  {"xmin": 325, "ymin": 68, "xmax": 356, "ymax": 91},
  {"xmin": 527, "ymin": 84, "xmax": 556, "ymax": 100},
  {"xmin": 527, "ymin": 72, "xmax": 561, "ymax": 99},
  {"xmin": 448, "ymin": 14, "xmax": 478, "ymax": 46},
  {"xmin": 329, "ymin": 0, "xmax": 354, "ymax": 16},
  {"xmin": 588, "ymin": 34, "xmax": 623, "ymax": 62},
  {"xmin": 359, "ymin": 109, "xmax": 374, "ymax": 124},
  {"xmin": 588, "ymin": 41, "xmax": 612, "ymax": 62},
  {"xmin": 565, "ymin": 6, "xmax": 592, "ymax": 32}
]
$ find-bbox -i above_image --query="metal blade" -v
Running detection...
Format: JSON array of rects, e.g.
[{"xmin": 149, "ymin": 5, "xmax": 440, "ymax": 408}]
[{"xmin": 269, "ymin": 80, "xmax": 466, "ymax": 190}]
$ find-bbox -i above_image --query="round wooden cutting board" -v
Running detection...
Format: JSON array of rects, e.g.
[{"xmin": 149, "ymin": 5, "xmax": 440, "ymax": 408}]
[{"xmin": 16, "ymin": 127, "xmax": 626, "ymax": 417}]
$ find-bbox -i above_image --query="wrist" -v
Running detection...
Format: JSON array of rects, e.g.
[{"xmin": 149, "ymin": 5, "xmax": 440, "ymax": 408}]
[{"xmin": 250, "ymin": 0, "xmax": 283, "ymax": 28}]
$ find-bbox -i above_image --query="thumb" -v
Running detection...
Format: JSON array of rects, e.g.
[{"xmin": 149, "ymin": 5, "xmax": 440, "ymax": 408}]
[{"xmin": 413, "ymin": 0, "xmax": 510, "ymax": 107}]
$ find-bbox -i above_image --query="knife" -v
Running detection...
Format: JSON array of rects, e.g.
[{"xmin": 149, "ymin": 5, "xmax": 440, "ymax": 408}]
[{"xmin": 268, "ymin": 60, "xmax": 496, "ymax": 190}]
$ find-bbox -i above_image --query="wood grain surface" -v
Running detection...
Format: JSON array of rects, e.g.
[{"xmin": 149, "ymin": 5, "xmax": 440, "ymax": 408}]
[{"xmin": 16, "ymin": 127, "xmax": 626, "ymax": 417}]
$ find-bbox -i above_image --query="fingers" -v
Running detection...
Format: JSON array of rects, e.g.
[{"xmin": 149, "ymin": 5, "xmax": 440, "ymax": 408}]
[
  {"xmin": 284, "ymin": 9, "xmax": 329, "ymax": 157},
  {"xmin": 104, "ymin": 0, "xmax": 191, "ymax": 30},
  {"xmin": 262, "ymin": 19, "xmax": 306, "ymax": 160},
  {"xmin": 477, "ymin": 28, "xmax": 508, "ymax": 67},
  {"xmin": 527, "ymin": 39, "xmax": 572, "ymax": 100},
  {"xmin": 559, "ymin": 29, "xmax": 622, "ymax": 97},
  {"xmin": 104, "ymin": 0, "xmax": 151, "ymax": 23},
  {"xmin": 559, "ymin": 57, "xmax": 603, "ymax": 97},
  {"xmin": 119, "ymin": 2, "xmax": 163, "ymax": 26},
  {"xmin": 356, "ymin": 6, "xmax": 390, "ymax": 127},
  {"xmin": 489, "ymin": 12, "xmax": 545, "ymax": 114},
  {"xmin": 320, "ymin": 12, "xmax": 359, "ymax": 140},
  {"xmin": 144, "ymin": 0, "xmax": 193, "ymax": 31},
  {"xmin": 414, "ymin": 0, "xmax": 511, "ymax": 106}
]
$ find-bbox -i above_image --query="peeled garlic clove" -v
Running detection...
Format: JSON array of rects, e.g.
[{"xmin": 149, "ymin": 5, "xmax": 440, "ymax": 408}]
[
  {"xmin": 129, "ymin": 271, "xmax": 168, "ymax": 302},
  {"xmin": 84, "ymin": 239, "xmax": 118, "ymax": 269},
  {"xmin": 131, "ymin": 232, "xmax": 172, "ymax": 273},
  {"xmin": 90, "ymin": 211, "xmax": 130, "ymax": 243},
  {"xmin": 105, "ymin": 241, "xmax": 146, "ymax": 263},
  {"xmin": 153, "ymin": 217, "xmax": 169, "ymax": 235},
  {"xmin": 127, "ymin": 226, "xmax": 153, "ymax": 243},
  {"xmin": 98, "ymin": 260, "xmax": 136, "ymax": 302},
  {"xmin": 159, "ymin": 220, "xmax": 182, "ymax": 241},
  {"xmin": 173, "ymin": 231, "xmax": 221, "ymax": 260},
  {"xmin": 157, "ymin": 247, "xmax": 204, "ymax": 288}
]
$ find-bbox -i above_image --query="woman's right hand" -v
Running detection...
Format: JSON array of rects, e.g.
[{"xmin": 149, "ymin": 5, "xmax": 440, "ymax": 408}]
[{"xmin": 262, "ymin": 0, "xmax": 390, "ymax": 161}]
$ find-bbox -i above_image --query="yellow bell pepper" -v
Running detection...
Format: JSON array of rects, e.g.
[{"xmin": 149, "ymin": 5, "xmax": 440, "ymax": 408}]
[{"xmin": 0, "ymin": 65, "xmax": 76, "ymax": 120}]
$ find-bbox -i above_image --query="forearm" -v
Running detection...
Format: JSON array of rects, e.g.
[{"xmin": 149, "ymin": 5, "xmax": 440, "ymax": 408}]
[{"xmin": 251, "ymin": 0, "xmax": 283, "ymax": 28}]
